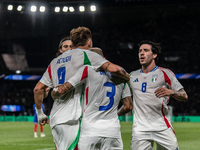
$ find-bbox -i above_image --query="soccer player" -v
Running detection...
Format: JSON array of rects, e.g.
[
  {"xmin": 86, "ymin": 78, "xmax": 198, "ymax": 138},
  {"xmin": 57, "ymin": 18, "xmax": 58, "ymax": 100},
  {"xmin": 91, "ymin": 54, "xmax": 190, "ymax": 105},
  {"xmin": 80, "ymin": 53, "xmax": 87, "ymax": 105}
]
[
  {"xmin": 33, "ymin": 103, "xmax": 45, "ymax": 138},
  {"xmin": 129, "ymin": 40, "xmax": 188, "ymax": 150},
  {"xmin": 34, "ymin": 27, "xmax": 130, "ymax": 150},
  {"xmin": 52, "ymin": 47, "xmax": 133, "ymax": 150},
  {"xmin": 56, "ymin": 37, "xmax": 72, "ymax": 57},
  {"xmin": 43, "ymin": 37, "xmax": 73, "ymax": 98}
]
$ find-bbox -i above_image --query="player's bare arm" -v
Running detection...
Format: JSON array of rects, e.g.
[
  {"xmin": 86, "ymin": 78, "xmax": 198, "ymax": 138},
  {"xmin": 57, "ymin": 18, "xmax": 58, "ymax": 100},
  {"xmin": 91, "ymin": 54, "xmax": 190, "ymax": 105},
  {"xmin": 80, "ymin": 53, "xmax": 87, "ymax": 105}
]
[
  {"xmin": 51, "ymin": 82, "xmax": 74, "ymax": 100},
  {"xmin": 34, "ymin": 82, "xmax": 47, "ymax": 109},
  {"xmin": 155, "ymin": 87, "xmax": 188, "ymax": 101},
  {"xmin": 118, "ymin": 96, "xmax": 133, "ymax": 116},
  {"xmin": 59, "ymin": 82, "xmax": 74, "ymax": 94},
  {"xmin": 33, "ymin": 82, "xmax": 49, "ymax": 125},
  {"xmin": 171, "ymin": 88, "xmax": 188, "ymax": 101},
  {"xmin": 101, "ymin": 62, "xmax": 130, "ymax": 81},
  {"xmin": 43, "ymin": 87, "xmax": 50, "ymax": 99}
]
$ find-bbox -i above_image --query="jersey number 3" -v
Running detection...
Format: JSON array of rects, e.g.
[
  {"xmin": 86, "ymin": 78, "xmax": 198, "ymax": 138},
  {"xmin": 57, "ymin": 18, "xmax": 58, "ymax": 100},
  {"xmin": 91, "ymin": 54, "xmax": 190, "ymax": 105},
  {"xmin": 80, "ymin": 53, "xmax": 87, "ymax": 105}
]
[{"xmin": 99, "ymin": 82, "xmax": 116, "ymax": 111}]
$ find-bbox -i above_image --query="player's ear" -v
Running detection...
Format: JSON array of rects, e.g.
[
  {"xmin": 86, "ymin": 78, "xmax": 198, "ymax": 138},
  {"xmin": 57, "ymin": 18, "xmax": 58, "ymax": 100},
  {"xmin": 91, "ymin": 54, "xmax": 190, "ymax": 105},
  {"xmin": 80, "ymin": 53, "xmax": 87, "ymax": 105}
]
[
  {"xmin": 59, "ymin": 48, "xmax": 63, "ymax": 53},
  {"xmin": 153, "ymin": 53, "xmax": 157, "ymax": 59},
  {"xmin": 87, "ymin": 39, "xmax": 93, "ymax": 49}
]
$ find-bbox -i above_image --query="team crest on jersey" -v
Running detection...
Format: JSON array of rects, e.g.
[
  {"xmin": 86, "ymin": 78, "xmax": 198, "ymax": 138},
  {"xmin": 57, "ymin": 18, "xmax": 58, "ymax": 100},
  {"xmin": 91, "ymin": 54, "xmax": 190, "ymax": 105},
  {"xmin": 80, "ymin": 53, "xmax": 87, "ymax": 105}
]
[{"xmin": 152, "ymin": 74, "xmax": 158, "ymax": 82}]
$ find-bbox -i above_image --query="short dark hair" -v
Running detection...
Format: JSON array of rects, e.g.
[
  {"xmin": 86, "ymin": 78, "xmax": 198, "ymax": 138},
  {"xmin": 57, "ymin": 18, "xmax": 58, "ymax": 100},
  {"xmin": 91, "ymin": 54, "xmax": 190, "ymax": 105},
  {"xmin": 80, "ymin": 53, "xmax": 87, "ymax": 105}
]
[
  {"xmin": 70, "ymin": 27, "xmax": 92, "ymax": 47},
  {"xmin": 138, "ymin": 40, "xmax": 161, "ymax": 62},
  {"xmin": 58, "ymin": 37, "xmax": 70, "ymax": 49}
]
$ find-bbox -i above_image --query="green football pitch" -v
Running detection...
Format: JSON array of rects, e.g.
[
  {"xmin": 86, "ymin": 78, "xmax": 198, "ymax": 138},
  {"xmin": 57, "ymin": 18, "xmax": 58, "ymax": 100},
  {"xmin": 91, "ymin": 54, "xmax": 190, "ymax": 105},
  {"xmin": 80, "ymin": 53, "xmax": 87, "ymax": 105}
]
[{"xmin": 0, "ymin": 122, "xmax": 200, "ymax": 150}]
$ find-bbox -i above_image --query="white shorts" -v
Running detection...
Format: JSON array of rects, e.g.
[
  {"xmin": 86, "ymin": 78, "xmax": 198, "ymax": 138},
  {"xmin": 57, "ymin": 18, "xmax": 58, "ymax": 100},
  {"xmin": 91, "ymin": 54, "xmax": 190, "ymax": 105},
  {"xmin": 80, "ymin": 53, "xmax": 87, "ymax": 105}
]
[
  {"xmin": 78, "ymin": 136, "xmax": 123, "ymax": 150},
  {"xmin": 52, "ymin": 120, "xmax": 80, "ymax": 150},
  {"xmin": 131, "ymin": 128, "xmax": 179, "ymax": 150}
]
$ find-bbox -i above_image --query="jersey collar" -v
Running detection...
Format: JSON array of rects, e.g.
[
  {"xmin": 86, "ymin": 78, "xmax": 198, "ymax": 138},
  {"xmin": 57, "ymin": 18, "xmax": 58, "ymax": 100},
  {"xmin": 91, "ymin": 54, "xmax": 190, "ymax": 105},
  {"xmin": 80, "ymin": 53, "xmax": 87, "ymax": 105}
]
[{"xmin": 140, "ymin": 66, "xmax": 158, "ymax": 73}]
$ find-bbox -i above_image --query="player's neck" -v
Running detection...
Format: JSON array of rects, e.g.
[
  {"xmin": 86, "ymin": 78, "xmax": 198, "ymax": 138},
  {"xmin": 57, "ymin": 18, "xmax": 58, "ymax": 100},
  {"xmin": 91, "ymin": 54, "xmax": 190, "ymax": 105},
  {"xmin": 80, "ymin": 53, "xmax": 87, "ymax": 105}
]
[
  {"xmin": 142, "ymin": 62, "xmax": 156, "ymax": 74},
  {"xmin": 77, "ymin": 45, "xmax": 90, "ymax": 50}
]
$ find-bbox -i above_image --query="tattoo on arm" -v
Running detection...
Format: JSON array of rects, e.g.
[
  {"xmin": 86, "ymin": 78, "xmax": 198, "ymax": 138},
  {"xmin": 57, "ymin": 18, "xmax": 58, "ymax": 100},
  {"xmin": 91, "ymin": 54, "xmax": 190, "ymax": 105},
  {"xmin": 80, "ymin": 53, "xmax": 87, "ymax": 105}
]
[
  {"xmin": 118, "ymin": 96, "xmax": 133, "ymax": 116},
  {"xmin": 172, "ymin": 88, "xmax": 188, "ymax": 101},
  {"xmin": 120, "ymin": 67, "xmax": 126, "ymax": 76},
  {"xmin": 58, "ymin": 82, "xmax": 74, "ymax": 94},
  {"xmin": 105, "ymin": 63, "xmax": 110, "ymax": 71},
  {"xmin": 63, "ymin": 82, "xmax": 73, "ymax": 93}
]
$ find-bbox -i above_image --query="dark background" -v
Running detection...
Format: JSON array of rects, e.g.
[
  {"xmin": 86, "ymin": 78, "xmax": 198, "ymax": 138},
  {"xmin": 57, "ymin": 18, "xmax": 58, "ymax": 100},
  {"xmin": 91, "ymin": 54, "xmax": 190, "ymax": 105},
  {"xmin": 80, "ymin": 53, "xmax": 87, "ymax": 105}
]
[{"xmin": 0, "ymin": 0, "xmax": 199, "ymax": 116}]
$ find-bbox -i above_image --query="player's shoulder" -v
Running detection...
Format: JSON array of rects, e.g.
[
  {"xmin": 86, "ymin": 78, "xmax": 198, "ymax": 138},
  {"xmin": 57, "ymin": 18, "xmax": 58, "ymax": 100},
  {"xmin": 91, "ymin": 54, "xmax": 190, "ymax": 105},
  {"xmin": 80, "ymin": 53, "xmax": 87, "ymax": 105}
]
[
  {"xmin": 157, "ymin": 66, "xmax": 175, "ymax": 77},
  {"xmin": 129, "ymin": 69, "xmax": 141, "ymax": 76},
  {"xmin": 49, "ymin": 57, "xmax": 58, "ymax": 65},
  {"xmin": 81, "ymin": 65, "xmax": 95, "ymax": 71},
  {"xmin": 79, "ymin": 65, "xmax": 97, "ymax": 76}
]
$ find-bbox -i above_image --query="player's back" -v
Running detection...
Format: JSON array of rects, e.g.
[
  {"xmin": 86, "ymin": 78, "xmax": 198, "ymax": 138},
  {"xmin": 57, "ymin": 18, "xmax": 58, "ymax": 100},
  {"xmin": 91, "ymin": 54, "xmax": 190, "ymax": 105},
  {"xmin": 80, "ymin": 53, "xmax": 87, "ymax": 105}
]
[
  {"xmin": 49, "ymin": 49, "xmax": 106, "ymax": 87},
  {"xmin": 40, "ymin": 49, "xmax": 107, "ymax": 128},
  {"xmin": 80, "ymin": 66, "xmax": 129, "ymax": 138}
]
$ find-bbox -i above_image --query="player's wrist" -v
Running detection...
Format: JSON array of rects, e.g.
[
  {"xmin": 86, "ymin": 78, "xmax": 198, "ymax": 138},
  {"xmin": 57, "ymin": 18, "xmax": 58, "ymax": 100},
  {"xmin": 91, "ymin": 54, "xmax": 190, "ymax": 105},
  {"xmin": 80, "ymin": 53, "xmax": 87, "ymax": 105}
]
[{"xmin": 36, "ymin": 108, "xmax": 44, "ymax": 115}]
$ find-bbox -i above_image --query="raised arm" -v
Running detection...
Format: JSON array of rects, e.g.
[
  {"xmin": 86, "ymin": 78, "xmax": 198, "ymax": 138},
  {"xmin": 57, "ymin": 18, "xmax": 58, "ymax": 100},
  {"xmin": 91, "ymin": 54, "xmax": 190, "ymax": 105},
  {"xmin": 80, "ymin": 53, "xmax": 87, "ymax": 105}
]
[
  {"xmin": 100, "ymin": 62, "xmax": 130, "ymax": 81},
  {"xmin": 118, "ymin": 96, "xmax": 133, "ymax": 116}
]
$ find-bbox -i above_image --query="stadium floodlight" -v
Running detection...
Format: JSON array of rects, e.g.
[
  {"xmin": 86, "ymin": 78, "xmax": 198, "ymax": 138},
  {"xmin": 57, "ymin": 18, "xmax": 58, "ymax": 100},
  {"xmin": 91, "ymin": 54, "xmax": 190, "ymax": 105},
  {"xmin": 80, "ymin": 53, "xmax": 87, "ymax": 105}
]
[
  {"xmin": 63, "ymin": 6, "xmax": 68, "ymax": 12},
  {"xmin": 31, "ymin": 5, "xmax": 37, "ymax": 12},
  {"xmin": 16, "ymin": 70, "xmax": 21, "ymax": 74},
  {"xmin": 55, "ymin": 6, "xmax": 60, "ymax": 13},
  {"xmin": 90, "ymin": 5, "xmax": 96, "ymax": 12},
  {"xmin": 17, "ymin": 5, "xmax": 23, "ymax": 11},
  {"xmin": 79, "ymin": 6, "xmax": 85, "ymax": 12},
  {"xmin": 8, "ymin": 5, "xmax": 13, "ymax": 11},
  {"xmin": 40, "ymin": 6, "xmax": 45, "ymax": 12},
  {"xmin": 69, "ymin": 6, "xmax": 74, "ymax": 12}
]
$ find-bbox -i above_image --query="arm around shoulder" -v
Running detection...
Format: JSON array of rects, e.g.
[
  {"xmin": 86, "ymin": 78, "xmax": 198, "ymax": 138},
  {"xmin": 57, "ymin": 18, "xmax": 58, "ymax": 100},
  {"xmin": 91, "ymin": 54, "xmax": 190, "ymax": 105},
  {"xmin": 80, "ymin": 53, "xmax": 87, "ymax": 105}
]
[{"xmin": 100, "ymin": 62, "xmax": 130, "ymax": 81}]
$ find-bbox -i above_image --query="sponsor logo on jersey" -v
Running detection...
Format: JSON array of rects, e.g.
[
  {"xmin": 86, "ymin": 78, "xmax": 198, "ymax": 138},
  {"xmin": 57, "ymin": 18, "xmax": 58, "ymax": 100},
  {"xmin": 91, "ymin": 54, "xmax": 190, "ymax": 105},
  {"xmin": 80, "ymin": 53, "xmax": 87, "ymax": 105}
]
[
  {"xmin": 152, "ymin": 74, "xmax": 158, "ymax": 82},
  {"xmin": 100, "ymin": 71, "xmax": 112, "ymax": 77},
  {"xmin": 133, "ymin": 78, "xmax": 139, "ymax": 82},
  {"xmin": 100, "ymin": 71, "xmax": 106, "ymax": 76},
  {"xmin": 57, "ymin": 55, "xmax": 72, "ymax": 64}
]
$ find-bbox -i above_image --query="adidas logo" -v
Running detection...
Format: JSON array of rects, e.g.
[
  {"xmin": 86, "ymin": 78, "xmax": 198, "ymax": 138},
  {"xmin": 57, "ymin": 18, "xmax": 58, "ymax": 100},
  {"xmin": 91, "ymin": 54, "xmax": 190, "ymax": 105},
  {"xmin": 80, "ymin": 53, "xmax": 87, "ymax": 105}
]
[{"xmin": 133, "ymin": 78, "xmax": 139, "ymax": 82}]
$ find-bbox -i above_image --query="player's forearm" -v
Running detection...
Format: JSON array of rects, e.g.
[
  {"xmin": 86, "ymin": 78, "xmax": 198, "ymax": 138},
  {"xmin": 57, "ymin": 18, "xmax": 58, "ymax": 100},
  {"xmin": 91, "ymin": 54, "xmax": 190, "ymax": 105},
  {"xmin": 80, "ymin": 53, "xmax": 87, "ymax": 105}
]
[
  {"xmin": 34, "ymin": 88, "xmax": 45, "ymax": 109},
  {"xmin": 118, "ymin": 97, "xmax": 133, "ymax": 116},
  {"xmin": 118, "ymin": 105, "xmax": 125, "ymax": 116},
  {"xmin": 171, "ymin": 89, "xmax": 188, "ymax": 101},
  {"xmin": 112, "ymin": 67, "xmax": 130, "ymax": 81},
  {"xmin": 118, "ymin": 105, "xmax": 132, "ymax": 116},
  {"xmin": 43, "ymin": 87, "xmax": 50, "ymax": 99},
  {"xmin": 101, "ymin": 62, "xmax": 130, "ymax": 81},
  {"xmin": 57, "ymin": 82, "xmax": 74, "ymax": 94}
]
